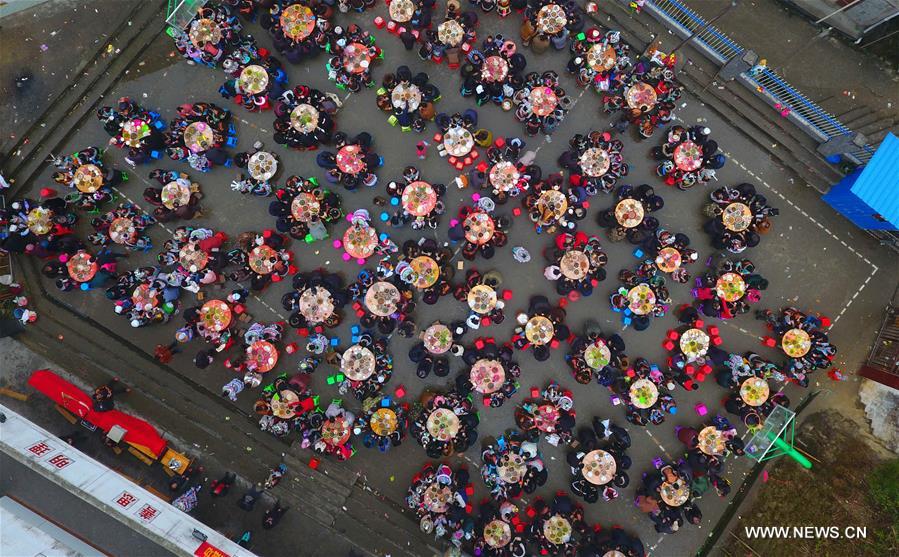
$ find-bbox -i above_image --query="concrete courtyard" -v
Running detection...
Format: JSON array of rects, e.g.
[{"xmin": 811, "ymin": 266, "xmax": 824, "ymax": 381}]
[{"xmin": 3, "ymin": 2, "xmax": 897, "ymax": 556}]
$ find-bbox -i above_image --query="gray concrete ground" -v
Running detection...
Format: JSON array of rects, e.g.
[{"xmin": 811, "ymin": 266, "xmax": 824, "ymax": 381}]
[
  {"xmin": 2, "ymin": 2, "xmax": 898, "ymax": 557},
  {"xmin": 0, "ymin": 0, "xmax": 143, "ymax": 155},
  {"xmin": 0, "ymin": 451, "xmax": 176, "ymax": 557}
]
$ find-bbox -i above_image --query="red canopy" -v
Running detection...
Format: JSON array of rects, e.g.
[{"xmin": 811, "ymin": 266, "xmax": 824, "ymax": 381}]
[{"xmin": 28, "ymin": 369, "xmax": 168, "ymax": 459}]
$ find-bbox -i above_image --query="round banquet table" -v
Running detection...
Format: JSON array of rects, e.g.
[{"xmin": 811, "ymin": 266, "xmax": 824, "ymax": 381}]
[
  {"xmin": 722, "ymin": 202, "xmax": 752, "ymax": 232},
  {"xmin": 26, "ymin": 207, "xmax": 52, "ymax": 235},
  {"xmin": 581, "ymin": 449, "xmax": 617, "ymax": 485},
  {"xmin": 369, "ymin": 407, "xmax": 398, "ymax": 436},
  {"xmin": 625, "ymin": 81, "xmax": 657, "ymax": 110},
  {"xmin": 248, "ymin": 151, "xmax": 278, "ymax": 182},
  {"xmin": 467, "ymin": 284, "xmax": 497, "ymax": 314},
  {"xmin": 626, "ymin": 283, "xmax": 656, "ymax": 315},
  {"xmin": 248, "ymin": 245, "xmax": 278, "ymax": 274},
  {"xmin": 280, "ymin": 4, "xmax": 316, "ymax": 41},
  {"xmin": 423, "ymin": 323, "xmax": 453, "ymax": 354},
  {"xmin": 321, "ymin": 415, "xmax": 352, "ymax": 447},
  {"xmin": 299, "ymin": 286, "xmax": 335, "ymax": 323},
  {"xmin": 469, "ymin": 359, "xmax": 506, "ymax": 394},
  {"xmin": 443, "ymin": 126, "xmax": 474, "ymax": 157},
  {"xmin": 343, "ymin": 224, "xmax": 377, "ymax": 259},
  {"xmin": 426, "ymin": 407, "xmax": 460, "ymax": 442},
  {"xmin": 524, "ymin": 315, "xmax": 554, "ymax": 346},
  {"xmin": 586, "ymin": 43, "xmax": 617, "ymax": 72},
  {"xmin": 391, "ymin": 82, "xmax": 422, "ymax": 111},
  {"xmin": 715, "ymin": 272, "xmax": 746, "ymax": 302},
  {"xmin": 496, "ymin": 452, "xmax": 526, "ymax": 483},
  {"xmin": 534, "ymin": 403, "xmax": 560, "ymax": 433},
  {"xmin": 614, "ymin": 198, "xmax": 645, "ymax": 228},
  {"xmin": 483, "ymin": 519, "xmax": 512, "ymax": 548},
  {"xmin": 528, "ymin": 87, "xmax": 558, "ymax": 117},
  {"xmin": 659, "ymin": 479, "xmax": 690, "ymax": 507},
  {"xmin": 698, "ymin": 426, "xmax": 726, "ymax": 456},
  {"xmin": 161, "ymin": 181, "xmax": 191, "ymax": 210},
  {"xmin": 488, "ymin": 161, "xmax": 520, "ymax": 192},
  {"xmin": 364, "ymin": 281, "xmax": 401, "ymax": 316},
  {"xmin": 655, "ymin": 247, "xmax": 682, "ymax": 273},
  {"xmin": 108, "ymin": 217, "xmax": 137, "ymax": 245},
  {"xmin": 246, "ymin": 340, "xmax": 278, "ymax": 372},
  {"xmin": 782, "ymin": 328, "xmax": 812, "ymax": 358},
  {"xmin": 579, "ymin": 147, "xmax": 610, "ymax": 177},
  {"xmin": 536, "ymin": 4, "xmax": 567, "ymax": 35},
  {"xmin": 341, "ymin": 344, "xmax": 377, "ymax": 381},
  {"xmin": 239, "ymin": 65, "xmax": 269, "ymax": 95},
  {"xmin": 673, "ymin": 141, "xmax": 703, "ymax": 172},
  {"xmin": 189, "ymin": 18, "xmax": 222, "ymax": 47},
  {"xmin": 409, "ymin": 256, "xmax": 439, "ymax": 289},
  {"xmin": 290, "ymin": 103, "xmax": 320, "ymax": 133},
  {"xmin": 740, "ymin": 376, "xmax": 770, "ymax": 407},
  {"xmin": 481, "ymin": 56, "xmax": 509, "ymax": 82},
  {"xmin": 200, "ymin": 299, "xmax": 232, "ymax": 332},
  {"xmin": 437, "ymin": 19, "xmax": 464, "ymax": 47},
  {"xmin": 121, "ymin": 118, "xmax": 150, "ymax": 148},
  {"xmin": 401, "ymin": 181, "xmax": 438, "ymax": 217},
  {"xmin": 679, "ymin": 328, "xmax": 710, "ymax": 359},
  {"xmin": 629, "ymin": 378, "xmax": 659, "ymax": 409},
  {"xmin": 559, "ymin": 250, "xmax": 590, "ymax": 280},
  {"xmin": 183, "ymin": 121, "xmax": 215, "ymax": 154},
  {"xmin": 463, "ymin": 212, "xmax": 495, "ymax": 245},
  {"xmin": 389, "ymin": 0, "xmax": 414, "ymax": 22},
  {"xmin": 179, "ymin": 243, "xmax": 209, "ymax": 271},
  {"xmin": 543, "ymin": 515, "xmax": 572, "ymax": 545},
  {"xmin": 336, "ymin": 144, "xmax": 366, "ymax": 175},
  {"xmin": 534, "ymin": 190, "xmax": 568, "ymax": 221},
  {"xmin": 423, "ymin": 482, "xmax": 452, "ymax": 513},
  {"xmin": 271, "ymin": 389, "xmax": 299, "ymax": 419},
  {"xmin": 291, "ymin": 192, "xmax": 320, "ymax": 223},
  {"xmin": 74, "ymin": 164, "xmax": 103, "ymax": 193},
  {"xmin": 583, "ymin": 339, "xmax": 611, "ymax": 370},
  {"xmin": 131, "ymin": 284, "xmax": 158, "ymax": 310},
  {"xmin": 67, "ymin": 252, "xmax": 98, "ymax": 282},
  {"xmin": 342, "ymin": 42, "xmax": 372, "ymax": 74}
]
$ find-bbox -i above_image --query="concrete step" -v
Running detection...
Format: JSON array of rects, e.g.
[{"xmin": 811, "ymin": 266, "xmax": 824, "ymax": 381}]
[
  {"xmin": 701, "ymin": 75, "xmax": 844, "ymax": 185},
  {"xmin": 2, "ymin": 0, "xmax": 168, "ymax": 193},
  {"xmin": 340, "ymin": 487, "xmax": 446, "ymax": 557},
  {"xmin": 856, "ymin": 116, "xmax": 895, "ymax": 137},
  {"xmin": 845, "ymin": 109, "xmax": 894, "ymax": 132},
  {"xmin": 832, "ymin": 105, "xmax": 873, "ymax": 122},
  {"xmin": 270, "ymin": 453, "xmax": 356, "ymax": 527},
  {"xmin": 866, "ymin": 127, "xmax": 898, "ymax": 146}
]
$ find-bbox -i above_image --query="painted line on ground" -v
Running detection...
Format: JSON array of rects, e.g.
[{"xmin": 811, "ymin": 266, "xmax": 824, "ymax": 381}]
[{"xmin": 641, "ymin": 427, "xmax": 673, "ymax": 462}]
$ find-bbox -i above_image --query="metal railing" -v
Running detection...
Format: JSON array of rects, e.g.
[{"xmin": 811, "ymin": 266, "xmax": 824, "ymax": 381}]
[
  {"xmin": 637, "ymin": 0, "xmax": 877, "ymax": 164},
  {"xmin": 649, "ymin": 0, "xmax": 744, "ymax": 62}
]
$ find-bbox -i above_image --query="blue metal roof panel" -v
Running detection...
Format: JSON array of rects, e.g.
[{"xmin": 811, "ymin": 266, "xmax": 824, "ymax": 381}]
[{"xmin": 850, "ymin": 133, "xmax": 899, "ymax": 227}]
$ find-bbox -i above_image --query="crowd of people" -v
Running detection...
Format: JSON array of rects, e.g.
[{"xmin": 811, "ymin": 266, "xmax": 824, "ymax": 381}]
[{"xmin": 0, "ymin": 1, "xmax": 846, "ymax": 554}]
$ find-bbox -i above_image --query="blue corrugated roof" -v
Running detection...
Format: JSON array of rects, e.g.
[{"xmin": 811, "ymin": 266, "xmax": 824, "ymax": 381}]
[{"xmin": 850, "ymin": 132, "xmax": 899, "ymax": 228}]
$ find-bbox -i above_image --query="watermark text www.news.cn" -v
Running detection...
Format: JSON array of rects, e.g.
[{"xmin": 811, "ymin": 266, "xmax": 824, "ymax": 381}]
[{"xmin": 744, "ymin": 526, "xmax": 867, "ymax": 539}]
